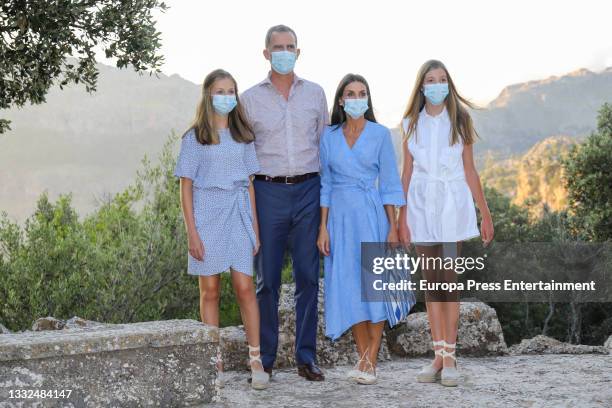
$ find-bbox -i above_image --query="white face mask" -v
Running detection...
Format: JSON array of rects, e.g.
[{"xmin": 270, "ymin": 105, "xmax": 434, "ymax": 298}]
[
  {"xmin": 270, "ymin": 51, "xmax": 297, "ymax": 74},
  {"xmin": 423, "ymin": 83, "xmax": 449, "ymax": 105},
  {"xmin": 212, "ymin": 94, "xmax": 237, "ymax": 115},
  {"xmin": 343, "ymin": 98, "xmax": 369, "ymax": 119}
]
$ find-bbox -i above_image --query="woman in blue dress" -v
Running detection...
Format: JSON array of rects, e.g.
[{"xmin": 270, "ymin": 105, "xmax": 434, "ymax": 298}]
[
  {"xmin": 317, "ymin": 74, "xmax": 405, "ymax": 384},
  {"xmin": 174, "ymin": 69, "xmax": 269, "ymax": 390}
]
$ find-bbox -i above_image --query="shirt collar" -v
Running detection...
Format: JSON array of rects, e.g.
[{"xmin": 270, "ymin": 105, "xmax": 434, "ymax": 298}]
[
  {"xmin": 420, "ymin": 105, "xmax": 449, "ymax": 122},
  {"xmin": 257, "ymin": 71, "xmax": 303, "ymax": 87}
]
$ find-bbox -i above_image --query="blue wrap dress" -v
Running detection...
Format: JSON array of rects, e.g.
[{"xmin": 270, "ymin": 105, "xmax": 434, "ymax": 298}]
[
  {"xmin": 320, "ymin": 120, "xmax": 406, "ymax": 340},
  {"xmin": 174, "ymin": 127, "xmax": 260, "ymax": 276}
]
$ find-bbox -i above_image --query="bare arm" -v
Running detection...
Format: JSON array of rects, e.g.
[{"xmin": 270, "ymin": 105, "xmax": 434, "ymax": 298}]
[
  {"xmin": 180, "ymin": 178, "xmax": 197, "ymax": 236},
  {"xmin": 384, "ymin": 204, "xmax": 398, "ymax": 243},
  {"xmin": 179, "ymin": 178, "xmax": 204, "ymax": 260},
  {"xmin": 248, "ymin": 176, "xmax": 260, "ymax": 255},
  {"xmin": 462, "ymin": 144, "xmax": 494, "ymax": 244},
  {"xmin": 320, "ymin": 207, "xmax": 329, "ymax": 230},
  {"xmin": 318, "ymin": 207, "xmax": 330, "ymax": 256}
]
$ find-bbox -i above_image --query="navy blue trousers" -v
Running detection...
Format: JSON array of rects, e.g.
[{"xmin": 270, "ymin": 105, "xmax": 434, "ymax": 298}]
[{"xmin": 253, "ymin": 176, "xmax": 321, "ymax": 369}]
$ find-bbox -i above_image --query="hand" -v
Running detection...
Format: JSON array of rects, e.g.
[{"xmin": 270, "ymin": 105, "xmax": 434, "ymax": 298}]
[
  {"xmin": 481, "ymin": 214, "xmax": 494, "ymax": 247},
  {"xmin": 188, "ymin": 230, "xmax": 205, "ymax": 261},
  {"xmin": 387, "ymin": 225, "xmax": 399, "ymax": 244},
  {"xmin": 317, "ymin": 226, "xmax": 330, "ymax": 256},
  {"xmin": 398, "ymin": 222, "xmax": 412, "ymax": 249},
  {"xmin": 253, "ymin": 236, "xmax": 261, "ymax": 256}
]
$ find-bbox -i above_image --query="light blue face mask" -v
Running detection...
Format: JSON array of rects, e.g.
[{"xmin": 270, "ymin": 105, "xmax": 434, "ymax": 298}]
[
  {"xmin": 212, "ymin": 94, "xmax": 237, "ymax": 115},
  {"xmin": 343, "ymin": 98, "xmax": 369, "ymax": 119},
  {"xmin": 423, "ymin": 83, "xmax": 449, "ymax": 105},
  {"xmin": 270, "ymin": 51, "xmax": 297, "ymax": 75}
]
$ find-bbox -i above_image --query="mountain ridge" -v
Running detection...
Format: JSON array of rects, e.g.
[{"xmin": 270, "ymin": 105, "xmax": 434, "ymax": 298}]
[{"xmin": 1, "ymin": 63, "xmax": 611, "ymax": 221}]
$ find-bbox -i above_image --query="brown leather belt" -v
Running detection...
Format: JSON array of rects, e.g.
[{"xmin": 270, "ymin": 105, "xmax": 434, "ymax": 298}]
[{"xmin": 254, "ymin": 172, "xmax": 319, "ymax": 184}]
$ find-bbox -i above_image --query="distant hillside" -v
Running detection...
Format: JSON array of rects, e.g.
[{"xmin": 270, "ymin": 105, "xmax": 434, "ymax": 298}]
[
  {"xmin": 1, "ymin": 63, "xmax": 610, "ymax": 221},
  {"xmin": 482, "ymin": 136, "xmax": 578, "ymax": 212},
  {"xmin": 472, "ymin": 67, "xmax": 612, "ymax": 157},
  {"xmin": 0, "ymin": 63, "xmax": 201, "ymax": 221}
]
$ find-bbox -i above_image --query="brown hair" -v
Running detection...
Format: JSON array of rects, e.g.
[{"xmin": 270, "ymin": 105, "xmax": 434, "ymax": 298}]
[
  {"xmin": 330, "ymin": 73, "xmax": 377, "ymax": 129},
  {"xmin": 185, "ymin": 69, "xmax": 254, "ymax": 145},
  {"xmin": 401, "ymin": 60, "xmax": 478, "ymax": 145}
]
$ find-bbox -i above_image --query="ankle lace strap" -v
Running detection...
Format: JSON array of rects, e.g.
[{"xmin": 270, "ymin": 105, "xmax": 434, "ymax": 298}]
[
  {"xmin": 441, "ymin": 349, "xmax": 456, "ymax": 359},
  {"xmin": 441, "ymin": 342, "xmax": 457, "ymax": 360},
  {"xmin": 433, "ymin": 340, "xmax": 445, "ymax": 356},
  {"xmin": 248, "ymin": 345, "xmax": 262, "ymax": 363}
]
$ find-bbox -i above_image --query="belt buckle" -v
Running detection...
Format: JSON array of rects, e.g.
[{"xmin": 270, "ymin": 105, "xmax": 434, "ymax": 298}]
[{"xmin": 284, "ymin": 175, "xmax": 294, "ymax": 184}]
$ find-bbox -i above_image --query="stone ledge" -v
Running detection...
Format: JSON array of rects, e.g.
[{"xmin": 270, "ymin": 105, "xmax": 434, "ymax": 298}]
[
  {"xmin": 0, "ymin": 319, "xmax": 219, "ymax": 407},
  {"xmin": 0, "ymin": 319, "xmax": 218, "ymax": 361}
]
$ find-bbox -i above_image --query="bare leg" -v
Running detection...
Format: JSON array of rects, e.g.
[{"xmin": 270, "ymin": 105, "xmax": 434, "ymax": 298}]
[
  {"xmin": 230, "ymin": 269, "xmax": 264, "ymax": 372},
  {"xmin": 198, "ymin": 275, "xmax": 221, "ymax": 326},
  {"xmin": 442, "ymin": 242, "xmax": 461, "ymax": 368},
  {"xmin": 417, "ymin": 244, "xmax": 445, "ymax": 369},
  {"xmin": 366, "ymin": 321, "xmax": 385, "ymax": 370},
  {"xmin": 198, "ymin": 275, "xmax": 222, "ymax": 373},
  {"xmin": 351, "ymin": 322, "xmax": 371, "ymax": 371}
]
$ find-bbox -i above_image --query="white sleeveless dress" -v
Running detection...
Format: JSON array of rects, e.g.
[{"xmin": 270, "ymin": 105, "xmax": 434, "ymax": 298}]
[{"xmin": 402, "ymin": 108, "xmax": 479, "ymax": 243}]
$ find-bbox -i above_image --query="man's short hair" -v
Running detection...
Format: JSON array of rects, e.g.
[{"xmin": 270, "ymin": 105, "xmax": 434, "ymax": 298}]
[{"xmin": 265, "ymin": 25, "xmax": 298, "ymax": 48}]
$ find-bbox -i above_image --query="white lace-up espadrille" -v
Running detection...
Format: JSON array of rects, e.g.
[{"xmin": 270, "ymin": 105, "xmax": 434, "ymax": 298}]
[
  {"xmin": 440, "ymin": 342, "xmax": 460, "ymax": 387},
  {"xmin": 416, "ymin": 340, "xmax": 445, "ymax": 383},
  {"xmin": 248, "ymin": 345, "xmax": 270, "ymax": 390},
  {"xmin": 355, "ymin": 355, "xmax": 377, "ymax": 385}
]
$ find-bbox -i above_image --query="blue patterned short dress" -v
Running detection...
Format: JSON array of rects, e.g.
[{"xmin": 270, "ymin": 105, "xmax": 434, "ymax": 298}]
[{"xmin": 174, "ymin": 127, "xmax": 260, "ymax": 276}]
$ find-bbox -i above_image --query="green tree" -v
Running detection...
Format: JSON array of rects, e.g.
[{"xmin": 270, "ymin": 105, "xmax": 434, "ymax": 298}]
[
  {"xmin": 0, "ymin": 133, "xmax": 244, "ymax": 331},
  {"xmin": 563, "ymin": 103, "xmax": 612, "ymax": 241},
  {"xmin": 0, "ymin": 0, "xmax": 167, "ymax": 133},
  {"xmin": 0, "ymin": 193, "xmax": 99, "ymax": 330}
]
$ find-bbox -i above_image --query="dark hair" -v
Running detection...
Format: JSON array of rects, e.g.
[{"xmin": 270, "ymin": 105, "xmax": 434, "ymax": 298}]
[
  {"xmin": 330, "ymin": 73, "xmax": 377, "ymax": 129},
  {"xmin": 265, "ymin": 24, "xmax": 298, "ymax": 48}
]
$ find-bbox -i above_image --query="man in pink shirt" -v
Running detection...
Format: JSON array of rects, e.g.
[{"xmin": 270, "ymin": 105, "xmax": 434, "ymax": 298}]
[{"xmin": 241, "ymin": 24, "xmax": 329, "ymax": 382}]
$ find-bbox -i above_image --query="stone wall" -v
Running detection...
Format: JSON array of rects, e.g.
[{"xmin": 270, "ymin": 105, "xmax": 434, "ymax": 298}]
[{"xmin": 0, "ymin": 319, "xmax": 218, "ymax": 407}]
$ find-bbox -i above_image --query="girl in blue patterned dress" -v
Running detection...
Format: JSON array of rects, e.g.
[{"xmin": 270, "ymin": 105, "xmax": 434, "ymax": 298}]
[
  {"xmin": 174, "ymin": 69, "xmax": 269, "ymax": 390},
  {"xmin": 317, "ymin": 74, "xmax": 406, "ymax": 384}
]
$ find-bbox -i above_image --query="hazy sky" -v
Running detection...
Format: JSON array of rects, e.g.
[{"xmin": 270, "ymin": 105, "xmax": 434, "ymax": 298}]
[{"xmin": 143, "ymin": 0, "xmax": 612, "ymax": 126}]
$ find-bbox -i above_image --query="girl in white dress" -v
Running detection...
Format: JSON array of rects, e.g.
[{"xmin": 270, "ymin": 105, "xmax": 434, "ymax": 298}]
[{"xmin": 398, "ymin": 60, "xmax": 494, "ymax": 387}]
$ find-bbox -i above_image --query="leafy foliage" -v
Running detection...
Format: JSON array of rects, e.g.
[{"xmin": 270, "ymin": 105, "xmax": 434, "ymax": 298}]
[
  {"xmin": 0, "ymin": 0, "xmax": 167, "ymax": 133},
  {"xmin": 1, "ymin": 134, "xmax": 233, "ymax": 331},
  {"xmin": 563, "ymin": 103, "xmax": 612, "ymax": 241}
]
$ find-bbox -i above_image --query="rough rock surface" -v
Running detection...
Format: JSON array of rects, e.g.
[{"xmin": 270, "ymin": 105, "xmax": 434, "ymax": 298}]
[
  {"xmin": 0, "ymin": 319, "xmax": 218, "ymax": 406},
  {"xmin": 31, "ymin": 316, "xmax": 66, "ymax": 331},
  {"xmin": 63, "ymin": 316, "xmax": 107, "ymax": 330},
  {"xmin": 212, "ymin": 355, "xmax": 612, "ymax": 407},
  {"xmin": 276, "ymin": 280, "xmax": 390, "ymax": 369},
  {"xmin": 219, "ymin": 325, "xmax": 249, "ymax": 371},
  {"xmin": 509, "ymin": 335, "xmax": 609, "ymax": 355},
  {"xmin": 386, "ymin": 300, "xmax": 508, "ymax": 357},
  {"xmin": 0, "ymin": 323, "xmax": 10, "ymax": 334},
  {"xmin": 605, "ymin": 335, "xmax": 612, "ymax": 352}
]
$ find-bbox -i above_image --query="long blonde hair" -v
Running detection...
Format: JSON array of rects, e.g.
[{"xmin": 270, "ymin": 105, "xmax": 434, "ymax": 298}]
[
  {"xmin": 401, "ymin": 60, "xmax": 478, "ymax": 145},
  {"xmin": 185, "ymin": 69, "xmax": 254, "ymax": 144}
]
